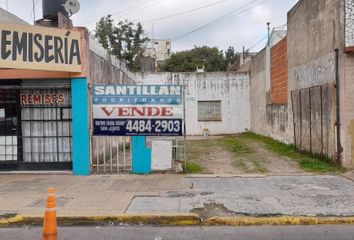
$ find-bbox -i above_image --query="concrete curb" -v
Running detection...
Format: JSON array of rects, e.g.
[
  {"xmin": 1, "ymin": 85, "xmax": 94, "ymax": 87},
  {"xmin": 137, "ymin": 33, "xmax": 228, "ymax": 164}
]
[
  {"xmin": 0, "ymin": 213, "xmax": 201, "ymax": 227},
  {"xmin": 2, "ymin": 214, "xmax": 354, "ymax": 227},
  {"xmin": 203, "ymin": 216, "xmax": 354, "ymax": 226}
]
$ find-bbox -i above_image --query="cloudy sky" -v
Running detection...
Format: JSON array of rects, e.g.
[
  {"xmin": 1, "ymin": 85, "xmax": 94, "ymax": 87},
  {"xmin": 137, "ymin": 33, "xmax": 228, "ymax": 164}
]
[{"xmin": 0, "ymin": 0, "xmax": 298, "ymax": 52}]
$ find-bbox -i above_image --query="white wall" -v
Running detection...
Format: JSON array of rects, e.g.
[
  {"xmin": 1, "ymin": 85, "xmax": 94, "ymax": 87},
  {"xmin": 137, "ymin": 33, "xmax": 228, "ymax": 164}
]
[{"xmin": 134, "ymin": 72, "xmax": 251, "ymax": 136}]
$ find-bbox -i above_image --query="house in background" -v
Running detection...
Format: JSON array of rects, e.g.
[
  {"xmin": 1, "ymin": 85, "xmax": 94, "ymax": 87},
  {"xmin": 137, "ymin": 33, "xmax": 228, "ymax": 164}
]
[{"xmin": 142, "ymin": 39, "xmax": 172, "ymax": 72}]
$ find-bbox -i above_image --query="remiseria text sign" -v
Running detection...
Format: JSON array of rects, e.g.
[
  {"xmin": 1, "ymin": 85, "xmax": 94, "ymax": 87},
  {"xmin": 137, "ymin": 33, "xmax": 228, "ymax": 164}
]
[{"xmin": 0, "ymin": 23, "xmax": 81, "ymax": 72}]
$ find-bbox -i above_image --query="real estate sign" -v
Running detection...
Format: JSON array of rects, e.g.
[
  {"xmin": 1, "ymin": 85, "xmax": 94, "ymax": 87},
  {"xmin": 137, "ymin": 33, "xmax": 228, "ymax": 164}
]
[{"xmin": 92, "ymin": 85, "xmax": 183, "ymax": 136}]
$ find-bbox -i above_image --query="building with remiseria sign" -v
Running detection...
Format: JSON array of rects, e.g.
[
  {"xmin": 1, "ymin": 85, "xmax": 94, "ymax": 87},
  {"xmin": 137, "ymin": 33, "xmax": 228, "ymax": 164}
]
[{"xmin": 0, "ymin": 5, "xmax": 135, "ymax": 175}]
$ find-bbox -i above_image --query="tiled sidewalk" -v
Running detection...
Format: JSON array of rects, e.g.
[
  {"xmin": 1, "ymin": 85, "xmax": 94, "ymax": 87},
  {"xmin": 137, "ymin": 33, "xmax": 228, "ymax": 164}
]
[{"xmin": 0, "ymin": 174, "xmax": 191, "ymax": 217}]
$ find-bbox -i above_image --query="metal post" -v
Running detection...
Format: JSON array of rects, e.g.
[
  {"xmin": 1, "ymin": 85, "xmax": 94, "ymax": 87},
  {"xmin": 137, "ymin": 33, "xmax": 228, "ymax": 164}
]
[
  {"xmin": 290, "ymin": 91, "xmax": 297, "ymax": 150},
  {"xmin": 123, "ymin": 138, "xmax": 126, "ymax": 172},
  {"xmin": 335, "ymin": 49, "xmax": 342, "ymax": 164},
  {"xmin": 320, "ymin": 85, "xmax": 324, "ymax": 160},
  {"xmin": 110, "ymin": 136, "xmax": 113, "ymax": 173},
  {"xmin": 309, "ymin": 88, "xmax": 312, "ymax": 153},
  {"xmin": 117, "ymin": 137, "xmax": 120, "ymax": 173},
  {"xmin": 299, "ymin": 90, "xmax": 303, "ymax": 151},
  {"xmin": 267, "ymin": 22, "xmax": 271, "ymax": 47},
  {"xmin": 32, "ymin": 0, "xmax": 36, "ymax": 21},
  {"xmin": 182, "ymin": 76, "xmax": 187, "ymax": 169},
  {"xmin": 96, "ymin": 139, "xmax": 99, "ymax": 173},
  {"xmin": 103, "ymin": 139, "xmax": 106, "ymax": 173}
]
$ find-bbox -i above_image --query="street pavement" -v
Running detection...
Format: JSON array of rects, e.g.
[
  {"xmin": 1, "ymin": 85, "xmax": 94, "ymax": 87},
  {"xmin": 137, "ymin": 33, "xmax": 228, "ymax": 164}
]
[
  {"xmin": 1, "ymin": 225, "xmax": 354, "ymax": 240},
  {"xmin": 1, "ymin": 173, "xmax": 354, "ymax": 217},
  {"xmin": 129, "ymin": 175, "xmax": 354, "ymax": 217}
]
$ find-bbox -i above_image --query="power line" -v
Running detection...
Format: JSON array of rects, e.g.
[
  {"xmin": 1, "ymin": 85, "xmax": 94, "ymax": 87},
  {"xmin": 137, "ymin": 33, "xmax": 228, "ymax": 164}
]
[
  {"xmin": 80, "ymin": 0, "xmax": 162, "ymax": 26},
  {"xmin": 246, "ymin": 35, "xmax": 268, "ymax": 51},
  {"xmin": 172, "ymin": 0, "xmax": 268, "ymax": 42},
  {"xmin": 246, "ymin": 23, "xmax": 287, "ymax": 51},
  {"xmin": 143, "ymin": 0, "xmax": 227, "ymax": 23}
]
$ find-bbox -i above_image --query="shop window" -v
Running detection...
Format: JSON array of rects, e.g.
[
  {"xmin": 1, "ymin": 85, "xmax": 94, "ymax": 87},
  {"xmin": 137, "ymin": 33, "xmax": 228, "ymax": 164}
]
[
  {"xmin": 20, "ymin": 89, "xmax": 72, "ymax": 163},
  {"xmin": 198, "ymin": 101, "xmax": 222, "ymax": 122}
]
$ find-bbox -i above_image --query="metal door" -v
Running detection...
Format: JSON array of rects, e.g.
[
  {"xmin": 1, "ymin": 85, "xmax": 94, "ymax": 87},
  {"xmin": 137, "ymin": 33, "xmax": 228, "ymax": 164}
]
[{"xmin": 0, "ymin": 89, "xmax": 20, "ymax": 170}]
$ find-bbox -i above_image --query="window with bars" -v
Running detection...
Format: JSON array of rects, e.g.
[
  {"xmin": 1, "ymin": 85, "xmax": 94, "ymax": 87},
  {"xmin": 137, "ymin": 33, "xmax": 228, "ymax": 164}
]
[
  {"xmin": 198, "ymin": 101, "xmax": 222, "ymax": 122},
  {"xmin": 20, "ymin": 89, "xmax": 72, "ymax": 163},
  {"xmin": 0, "ymin": 89, "xmax": 19, "ymax": 161}
]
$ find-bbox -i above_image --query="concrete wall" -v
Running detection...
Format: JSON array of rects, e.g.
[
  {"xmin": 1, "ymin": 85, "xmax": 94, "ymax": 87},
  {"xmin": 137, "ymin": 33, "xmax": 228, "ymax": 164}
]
[
  {"xmin": 287, "ymin": 0, "xmax": 341, "ymax": 71},
  {"xmin": 183, "ymin": 72, "xmax": 250, "ymax": 136},
  {"xmin": 134, "ymin": 72, "xmax": 251, "ymax": 136},
  {"xmin": 250, "ymin": 49, "xmax": 267, "ymax": 136},
  {"xmin": 286, "ymin": 0, "xmax": 341, "ymax": 163},
  {"xmin": 342, "ymin": 0, "xmax": 354, "ymax": 168},
  {"xmin": 250, "ymin": 49, "xmax": 291, "ymax": 143},
  {"xmin": 342, "ymin": 52, "xmax": 354, "ymax": 168},
  {"xmin": 89, "ymin": 38, "xmax": 135, "ymax": 85}
]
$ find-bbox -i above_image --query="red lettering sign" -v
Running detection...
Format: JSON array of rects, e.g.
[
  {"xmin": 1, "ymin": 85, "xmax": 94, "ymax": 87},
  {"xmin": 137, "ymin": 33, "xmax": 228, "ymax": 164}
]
[
  {"xmin": 20, "ymin": 93, "xmax": 66, "ymax": 106},
  {"xmin": 100, "ymin": 107, "xmax": 174, "ymax": 117}
]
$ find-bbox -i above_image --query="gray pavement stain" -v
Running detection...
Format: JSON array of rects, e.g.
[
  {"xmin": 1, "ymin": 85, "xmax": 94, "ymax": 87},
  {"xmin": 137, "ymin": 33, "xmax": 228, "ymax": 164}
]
[
  {"xmin": 27, "ymin": 196, "xmax": 74, "ymax": 208},
  {"xmin": 126, "ymin": 175, "xmax": 354, "ymax": 217}
]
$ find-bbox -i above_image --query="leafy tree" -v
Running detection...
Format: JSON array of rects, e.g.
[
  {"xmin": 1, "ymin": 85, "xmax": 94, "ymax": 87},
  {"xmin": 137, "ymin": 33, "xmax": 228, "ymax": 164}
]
[
  {"xmin": 159, "ymin": 46, "xmax": 235, "ymax": 72},
  {"xmin": 94, "ymin": 15, "xmax": 149, "ymax": 71},
  {"xmin": 225, "ymin": 46, "xmax": 237, "ymax": 67}
]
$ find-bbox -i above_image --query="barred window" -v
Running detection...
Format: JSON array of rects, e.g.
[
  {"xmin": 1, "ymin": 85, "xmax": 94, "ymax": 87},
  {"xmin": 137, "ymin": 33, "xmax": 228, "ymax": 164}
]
[{"xmin": 198, "ymin": 101, "xmax": 222, "ymax": 122}]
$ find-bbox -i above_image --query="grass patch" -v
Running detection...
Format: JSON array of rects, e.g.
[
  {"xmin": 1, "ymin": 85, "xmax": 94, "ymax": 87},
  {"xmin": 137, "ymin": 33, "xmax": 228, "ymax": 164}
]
[
  {"xmin": 184, "ymin": 162, "xmax": 204, "ymax": 174},
  {"xmin": 218, "ymin": 136, "xmax": 253, "ymax": 155},
  {"xmin": 240, "ymin": 132, "xmax": 344, "ymax": 173},
  {"xmin": 219, "ymin": 136, "xmax": 268, "ymax": 173}
]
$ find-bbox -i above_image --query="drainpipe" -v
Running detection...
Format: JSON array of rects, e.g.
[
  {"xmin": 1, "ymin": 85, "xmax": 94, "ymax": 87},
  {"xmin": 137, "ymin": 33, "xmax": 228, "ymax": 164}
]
[{"xmin": 335, "ymin": 49, "xmax": 342, "ymax": 164}]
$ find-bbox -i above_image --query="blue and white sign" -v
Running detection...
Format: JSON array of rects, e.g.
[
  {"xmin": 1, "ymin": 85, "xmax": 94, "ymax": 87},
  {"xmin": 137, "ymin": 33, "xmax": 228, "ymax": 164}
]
[{"xmin": 92, "ymin": 85, "xmax": 183, "ymax": 136}]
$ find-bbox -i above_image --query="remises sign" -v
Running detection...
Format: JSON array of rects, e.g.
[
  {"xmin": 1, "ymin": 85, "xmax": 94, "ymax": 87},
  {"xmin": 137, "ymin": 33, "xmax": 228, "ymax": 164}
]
[
  {"xmin": 92, "ymin": 85, "xmax": 183, "ymax": 136},
  {"xmin": 0, "ymin": 23, "xmax": 82, "ymax": 73}
]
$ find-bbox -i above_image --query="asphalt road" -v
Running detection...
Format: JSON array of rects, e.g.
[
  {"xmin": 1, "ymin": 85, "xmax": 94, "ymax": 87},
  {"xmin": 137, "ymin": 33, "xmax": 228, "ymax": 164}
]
[{"xmin": 1, "ymin": 225, "xmax": 354, "ymax": 240}]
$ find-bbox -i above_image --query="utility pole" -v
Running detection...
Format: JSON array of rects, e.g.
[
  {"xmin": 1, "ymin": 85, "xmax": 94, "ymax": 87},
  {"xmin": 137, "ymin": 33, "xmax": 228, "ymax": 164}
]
[
  {"xmin": 242, "ymin": 46, "xmax": 245, "ymax": 64},
  {"xmin": 6, "ymin": 0, "xmax": 8, "ymax": 10},
  {"xmin": 32, "ymin": 0, "xmax": 36, "ymax": 21},
  {"xmin": 267, "ymin": 22, "xmax": 271, "ymax": 46}
]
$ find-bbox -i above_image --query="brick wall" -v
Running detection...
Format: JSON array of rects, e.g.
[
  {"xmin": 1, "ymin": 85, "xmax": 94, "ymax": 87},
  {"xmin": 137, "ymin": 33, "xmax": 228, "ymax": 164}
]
[{"xmin": 271, "ymin": 37, "xmax": 288, "ymax": 104}]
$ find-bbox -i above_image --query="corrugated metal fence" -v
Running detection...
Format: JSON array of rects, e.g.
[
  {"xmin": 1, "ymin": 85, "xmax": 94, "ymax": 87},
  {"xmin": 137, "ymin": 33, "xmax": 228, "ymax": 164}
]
[{"xmin": 291, "ymin": 83, "xmax": 336, "ymax": 160}]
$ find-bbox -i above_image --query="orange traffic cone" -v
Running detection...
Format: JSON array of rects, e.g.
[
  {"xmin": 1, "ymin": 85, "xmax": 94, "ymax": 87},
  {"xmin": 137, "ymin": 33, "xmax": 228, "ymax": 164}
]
[{"xmin": 42, "ymin": 188, "xmax": 57, "ymax": 240}]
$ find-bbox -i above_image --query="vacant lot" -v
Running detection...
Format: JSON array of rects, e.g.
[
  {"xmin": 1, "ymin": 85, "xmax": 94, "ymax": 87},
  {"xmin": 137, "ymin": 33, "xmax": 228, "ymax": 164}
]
[{"xmin": 186, "ymin": 133, "xmax": 344, "ymax": 175}]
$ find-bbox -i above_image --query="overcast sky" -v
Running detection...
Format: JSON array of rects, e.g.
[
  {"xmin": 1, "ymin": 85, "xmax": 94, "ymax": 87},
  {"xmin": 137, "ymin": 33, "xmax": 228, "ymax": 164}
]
[{"xmin": 0, "ymin": 0, "xmax": 298, "ymax": 53}]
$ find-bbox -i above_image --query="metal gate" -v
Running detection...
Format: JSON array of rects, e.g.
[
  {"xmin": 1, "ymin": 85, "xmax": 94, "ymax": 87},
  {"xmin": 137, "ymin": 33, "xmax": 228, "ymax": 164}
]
[
  {"xmin": 0, "ymin": 87, "xmax": 72, "ymax": 170},
  {"xmin": 291, "ymin": 83, "xmax": 336, "ymax": 160},
  {"xmin": 91, "ymin": 136, "xmax": 131, "ymax": 173},
  {"xmin": 0, "ymin": 89, "xmax": 20, "ymax": 169}
]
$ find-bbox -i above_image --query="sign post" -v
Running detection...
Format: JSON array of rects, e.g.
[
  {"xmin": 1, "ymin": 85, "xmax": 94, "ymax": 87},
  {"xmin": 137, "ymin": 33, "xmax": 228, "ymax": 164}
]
[{"xmin": 92, "ymin": 84, "xmax": 183, "ymax": 174}]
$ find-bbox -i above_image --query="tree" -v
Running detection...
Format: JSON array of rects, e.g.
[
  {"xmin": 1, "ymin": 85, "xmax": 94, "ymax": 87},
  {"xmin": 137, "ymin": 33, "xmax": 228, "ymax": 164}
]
[
  {"xmin": 225, "ymin": 46, "xmax": 237, "ymax": 67},
  {"xmin": 94, "ymin": 15, "xmax": 149, "ymax": 71},
  {"xmin": 158, "ymin": 46, "xmax": 232, "ymax": 72}
]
